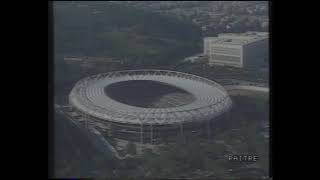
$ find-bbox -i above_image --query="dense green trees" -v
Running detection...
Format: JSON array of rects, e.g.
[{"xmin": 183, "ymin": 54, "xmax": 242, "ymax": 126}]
[
  {"xmin": 54, "ymin": 2, "xmax": 201, "ymax": 64},
  {"xmin": 140, "ymin": 137, "xmax": 229, "ymax": 178},
  {"xmin": 137, "ymin": 95, "xmax": 269, "ymax": 178}
]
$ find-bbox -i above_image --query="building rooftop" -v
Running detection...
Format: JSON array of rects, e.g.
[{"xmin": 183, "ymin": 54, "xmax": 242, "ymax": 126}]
[{"xmin": 204, "ymin": 31, "xmax": 268, "ymax": 45}]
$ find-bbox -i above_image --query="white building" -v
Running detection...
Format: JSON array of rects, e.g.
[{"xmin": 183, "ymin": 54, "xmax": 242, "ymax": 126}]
[{"xmin": 204, "ymin": 32, "xmax": 269, "ymax": 68}]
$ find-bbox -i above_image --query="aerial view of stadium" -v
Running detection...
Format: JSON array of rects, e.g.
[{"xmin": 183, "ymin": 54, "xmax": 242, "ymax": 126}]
[
  {"xmin": 69, "ymin": 70, "xmax": 232, "ymax": 143},
  {"xmin": 52, "ymin": 1, "xmax": 270, "ymax": 179}
]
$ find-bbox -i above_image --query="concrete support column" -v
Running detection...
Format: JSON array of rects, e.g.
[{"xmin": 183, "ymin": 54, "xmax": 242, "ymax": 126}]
[
  {"xmin": 180, "ymin": 122, "xmax": 185, "ymax": 143},
  {"xmin": 140, "ymin": 123, "xmax": 143, "ymax": 144},
  {"xmin": 226, "ymin": 110, "xmax": 231, "ymax": 122},
  {"xmin": 108, "ymin": 123, "xmax": 113, "ymax": 137},
  {"xmin": 85, "ymin": 114, "xmax": 88, "ymax": 130},
  {"xmin": 150, "ymin": 124, "xmax": 153, "ymax": 144},
  {"xmin": 207, "ymin": 119, "xmax": 211, "ymax": 140}
]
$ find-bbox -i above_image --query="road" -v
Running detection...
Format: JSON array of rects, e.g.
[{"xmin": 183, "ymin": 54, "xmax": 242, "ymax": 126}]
[
  {"xmin": 54, "ymin": 104, "xmax": 116, "ymax": 178},
  {"xmin": 216, "ymin": 78, "xmax": 268, "ymax": 87},
  {"xmin": 55, "ymin": 104, "xmax": 137, "ymax": 160},
  {"xmin": 215, "ymin": 78, "xmax": 269, "ymax": 93}
]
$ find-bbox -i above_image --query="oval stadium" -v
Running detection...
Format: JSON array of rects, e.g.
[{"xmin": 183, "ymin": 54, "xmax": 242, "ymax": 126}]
[{"xmin": 69, "ymin": 70, "xmax": 232, "ymax": 144}]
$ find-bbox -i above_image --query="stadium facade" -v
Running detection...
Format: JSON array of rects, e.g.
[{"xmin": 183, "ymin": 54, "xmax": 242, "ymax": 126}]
[{"xmin": 69, "ymin": 70, "xmax": 232, "ymax": 144}]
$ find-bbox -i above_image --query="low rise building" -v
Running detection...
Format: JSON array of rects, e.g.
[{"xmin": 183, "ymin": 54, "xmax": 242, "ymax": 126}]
[{"xmin": 204, "ymin": 31, "xmax": 269, "ymax": 68}]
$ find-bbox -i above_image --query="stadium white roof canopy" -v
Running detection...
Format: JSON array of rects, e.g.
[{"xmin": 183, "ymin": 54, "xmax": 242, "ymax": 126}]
[{"xmin": 69, "ymin": 70, "xmax": 232, "ymax": 125}]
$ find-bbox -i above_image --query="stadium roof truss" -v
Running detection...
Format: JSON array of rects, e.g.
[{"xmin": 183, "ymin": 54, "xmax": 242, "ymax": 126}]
[{"xmin": 69, "ymin": 70, "xmax": 232, "ymax": 126}]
